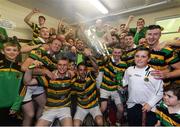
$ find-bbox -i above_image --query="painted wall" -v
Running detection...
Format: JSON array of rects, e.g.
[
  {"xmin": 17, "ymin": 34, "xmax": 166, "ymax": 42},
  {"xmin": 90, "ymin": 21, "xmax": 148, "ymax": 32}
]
[{"xmin": 0, "ymin": 0, "xmax": 59, "ymax": 39}]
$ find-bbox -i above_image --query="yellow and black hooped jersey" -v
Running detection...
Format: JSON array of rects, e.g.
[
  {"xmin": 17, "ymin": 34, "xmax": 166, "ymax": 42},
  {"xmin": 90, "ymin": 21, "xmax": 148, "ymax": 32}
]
[
  {"xmin": 149, "ymin": 47, "xmax": 179, "ymax": 70},
  {"xmin": 29, "ymin": 47, "xmax": 57, "ymax": 71},
  {"xmin": 96, "ymin": 55, "xmax": 109, "ymax": 71},
  {"xmin": 0, "ymin": 53, "xmax": 26, "ymax": 110},
  {"xmin": 30, "ymin": 23, "xmax": 40, "ymax": 39},
  {"xmin": 84, "ymin": 55, "xmax": 108, "ymax": 72},
  {"xmin": 121, "ymin": 47, "xmax": 137, "ymax": 67},
  {"xmin": 155, "ymin": 102, "xmax": 180, "ymax": 126},
  {"xmin": 36, "ymin": 75, "xmax": 72, "ymax": 109},
  {"xmin": 30, "ymin": 37, "xmax": 45, "ymax": 46},
  {"xmin": 83, "ymin": 56, "xmax": 94, "ymax": 72},
  {"xmin": 101, "ymin": 57, "xmax": 128, "ymax": 91},
  {"xmin": 72, "ymin": 72, "xmax": 99, "ymax": 109}
]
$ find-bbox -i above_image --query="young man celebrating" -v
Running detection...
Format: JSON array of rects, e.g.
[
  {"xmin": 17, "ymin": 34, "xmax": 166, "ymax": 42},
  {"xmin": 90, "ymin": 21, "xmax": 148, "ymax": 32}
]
[
  {"xmin": 72, "ymin": 48, "xmax": 103, "ymax": 126},
  {"xmin": 24, "ymin": 57, "xmax": 73, "ymax": 126},
  {"xmin": 145, "ymin": 25, "xmax": 180, "ymax": 84},
  {"xmin": 24, "ymin": 8, "xmax": 46, "ymax": 39},
  {"xmin": 21, "ymin": 39, "xmax": 62, "ymax": 126},
  {"xmin": 100, "ymin": 46, "xmax": 128, "ymax": 125}
]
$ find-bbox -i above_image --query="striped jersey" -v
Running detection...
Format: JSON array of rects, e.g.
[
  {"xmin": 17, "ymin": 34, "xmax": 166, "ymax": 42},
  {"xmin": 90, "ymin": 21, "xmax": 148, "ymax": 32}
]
[
  {"xmin": 29, "ymin": 47, "xmax": 57, "ymax": 71},
  {"xmin": 149, "ymin": 47, "xmax": 179, "ymax": 70},
  {"xmin": 101, "ymin": 56, "xmax": 128, "ymax": 91},
  {"xmin": 72, "ymin": 72, "xmax": 99, "ymax": 109},
  {"xmin": 36, "ymin": 72, "xmax": 72, "ymax": 109},
  {"xmin": 30, "ymin": 37, "xmax": 46, "ymax": 46},
  {"xmin": 155, "ymin": 102, "xmax": 180, "ymax": 126},
  {"xmin": 84, "ymin": 55, "xmax": 108, "ymax": 72},
  {"xmin": 121, "ymin": 47, "xmax": 137, "ymax": 67},
  {"xmin": 30, "ymin": 23, "xmax": 40, "ymax": 39}
]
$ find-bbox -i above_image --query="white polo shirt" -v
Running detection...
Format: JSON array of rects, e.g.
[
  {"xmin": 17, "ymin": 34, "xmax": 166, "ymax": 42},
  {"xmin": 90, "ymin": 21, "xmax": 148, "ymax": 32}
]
[{"xmin": 123, "ymin": 66, "xmax": 163, "ymax": 108}]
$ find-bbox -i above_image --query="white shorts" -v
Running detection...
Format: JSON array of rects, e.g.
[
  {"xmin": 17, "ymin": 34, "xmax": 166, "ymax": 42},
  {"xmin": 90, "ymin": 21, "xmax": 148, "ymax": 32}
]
[
  {"xmin": 74, "ymin": 106, "xmax": 102, "ymax": 121},
  {"xmin": 23, "ymin": 86, "xmax": 45, "ymax": 102},
  {"xmin": 100, "ymin": 88, "xmax": 122, "ymax": 105},
  {"xmin": 40, "ymin": 107, "xmax": 71, "ymax": 122}
]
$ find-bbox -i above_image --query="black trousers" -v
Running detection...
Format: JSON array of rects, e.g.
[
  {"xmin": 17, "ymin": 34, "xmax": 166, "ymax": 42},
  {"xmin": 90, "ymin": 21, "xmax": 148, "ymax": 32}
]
[
  {"xmin": 0, "ymin": 107, "xmax": 21, "ymax": 126},
  {"xmin": 127, "ymin": 104, "xmax": 157, "ymax": 126}
]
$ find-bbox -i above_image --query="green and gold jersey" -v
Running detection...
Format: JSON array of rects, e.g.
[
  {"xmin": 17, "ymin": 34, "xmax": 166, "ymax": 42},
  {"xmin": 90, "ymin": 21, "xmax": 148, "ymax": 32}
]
[
  {"xmin": 36, "ymin": 74, "xmax": 72, "ymax": 109},
  {"xmin": 129, "ymin": 27, "xmax": 147, "ymax": 45},
  {"xmin": 149, "ymin": 47, "xmax": 179, "ymax": 70},
  {"xmin": 30, "ymin": 37, "xmax": 46, "ymax": 46},
  {"xmin": 84, "ymin": 55, "xmax": 108, "ymax": 72},
  {"xmin": 101, "ymin": 57, "xmax": 128, "ymax": 91},
  {"xmin": 0, "ymin": 54, "xmax": 26, "ymax": 111},
  {"xmin": 121, "ymin": 47, "xmax": 137, "ymax": 67},
  {"xmin": 30, "ymin": 23, "xmax": 40, "ymax": 39},
  {"xmin": 83, "ymin": 57, "xmax": 94, "ymax": 71},
  {"xmin": 29, "ymin": 47, "xmax": 57, "ymax": 71},
  {"xmin": 72, "ymin": 72, "xmax": 99, "ymax": 109},
  {"xmin": 96, "ymin": 55, "xmax": 108, "ymax": 71},
  {"xmin": 155, "ymin": 102, "xmax": 180, "ymax": 126}
]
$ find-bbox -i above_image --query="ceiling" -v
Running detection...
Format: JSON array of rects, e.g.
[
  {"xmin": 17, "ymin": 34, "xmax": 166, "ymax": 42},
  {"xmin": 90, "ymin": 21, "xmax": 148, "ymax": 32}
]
[{"xmin": 8, "ymin": 0, "xmax": 180, "ymax": 24}]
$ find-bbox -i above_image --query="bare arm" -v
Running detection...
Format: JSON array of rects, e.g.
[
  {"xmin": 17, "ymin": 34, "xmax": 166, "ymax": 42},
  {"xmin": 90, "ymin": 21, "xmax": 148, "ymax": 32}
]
[
  {"xmin": 20, "ymin": 44, "xmax": 42, "ymax": 53},
  {"xmin": 21, "ymin": 58, "xmax": 55, "ymax": 79},
  {"xmin": 103, "ymin": 25, "xmax": 113, "ymax": 44},
  {"xmin": 158, "ymin": 67, "xmax": 180, "ymax": 79},
  {"xmin": 163, "ymin": 39, "xmax": 180, "ymax": 47},
  {"xmin": 151, "ymin": 62, "xmax": 180, "ymax": 79},
  {"xmin": 57, "ymin": 18, "xmax": 65, "ymax": 34},
  {"xmin": 167, "ymin": 69, "xmax": 180, "ymax": 78},
  {"xmin": 64, "ymin": 28, "xmax": 73, "ymax": 37},
  {"xmin": 155, "ymin": 39, "xmax": 180, "ymax": 51},
  {"xmin": 84, "ymin": 48, "xmax": 99, "ymax": 73},
  {"xmin": 24, "ymin": 69, "xmax": 38, "ymax": 85},
  {"xmin": 124, "ymin": 15, "xmax": 134, "ymax": 31},
  {"xmin": 21, "ymin": 57, "xmax": 46, "ymax": 75},
  {"xmin": 24, "ymin": 8, "xmax": 40, "ymax": 26}
]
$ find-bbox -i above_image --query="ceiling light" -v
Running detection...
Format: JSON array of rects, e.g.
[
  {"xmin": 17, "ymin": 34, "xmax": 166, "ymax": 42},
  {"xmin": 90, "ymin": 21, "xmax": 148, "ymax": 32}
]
[{"xmin": 88, "ymin": 0, "xmax": 108, "ymax": 14}]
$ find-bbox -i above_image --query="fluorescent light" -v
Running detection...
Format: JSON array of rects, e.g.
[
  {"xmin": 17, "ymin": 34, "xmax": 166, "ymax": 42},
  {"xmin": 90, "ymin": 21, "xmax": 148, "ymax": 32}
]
[{"xmin": 88, "ymin": 0, "xmax": 108, "ymax": 14}]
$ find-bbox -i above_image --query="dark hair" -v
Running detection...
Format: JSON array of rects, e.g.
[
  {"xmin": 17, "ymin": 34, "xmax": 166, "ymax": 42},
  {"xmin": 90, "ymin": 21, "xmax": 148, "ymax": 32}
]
[
  {"xmin": 4, "ymin": 36, "xmax": 21, "ymax": 51},
  {"xmin": 120, "ymin": 24, "xmax": 125, "ymax": 27},
  {"xmin": 125, "ymin": 32, "xmax": 134, "ymax": 37},
  {"xmin": 67, "ymin": 38, "xmax": 74, "ymax": 42},
  {"xmin": 138, "ymin": 18, "xmax": 145, "ymax": 22},
  {"xmin": 135, "ymin": 47, "xmax": 151, "ymax": 58},
  {"xmin": 3, "ymin": 42, "xmax": 21, "ymax": 51},
  {"xmin": 40, "ymin": 27, "xmax": 48, "ymax": 30},
  {"xmin": 39, "ymin": 15, "xmax": 46, "ymax": 21},
  {"xmin": 164, "ymin": 82, "xmax": 180, "ymax": 100},
  {"xmin": 113, "ymin": 44, "xmax": 122, "ymax": 50},
  {"xmin": 147, "ymin": 25, "xmax": 163, "ymax": 31},
  {"xmin": 58, "ymin": 56, "xmax": 69, "ymax": 62},
  {"xmin": 50, "ymin": 38, "xmax": 62, "ymax": 47},
  {"xmin": 77, "ymin": 62, "xmax": 86, "ymax": 69}
]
